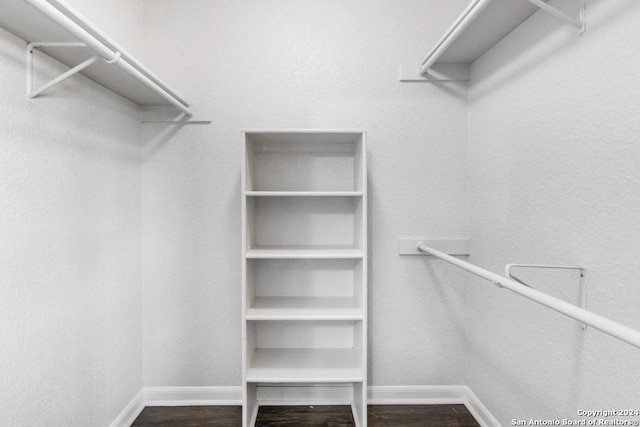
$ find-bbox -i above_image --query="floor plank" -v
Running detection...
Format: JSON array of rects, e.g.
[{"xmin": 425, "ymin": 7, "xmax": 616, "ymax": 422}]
[
  {"xmin": 131, "ymin": 404, "xmax": 480, "ymax": 426},
  {"xmin": 131, "ymin": 406, "xmax": 242, "ymax": 426},
  {"xmin": 369, "ymin": 404, "xmax": 480, "ymax": 426},
  {"xmin": 256, "ymin": 405, "xmax": 354, "ymax": 426}
]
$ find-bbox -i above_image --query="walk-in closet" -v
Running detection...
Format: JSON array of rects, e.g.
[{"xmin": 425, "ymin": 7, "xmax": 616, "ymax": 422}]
[{"xmin": 1, "ymin": 0, "xmax": 639, "ymax": 426}]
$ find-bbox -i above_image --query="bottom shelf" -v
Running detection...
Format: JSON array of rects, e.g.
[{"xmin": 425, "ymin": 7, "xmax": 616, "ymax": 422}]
[{"xmin": 247, "ymin": 348, "xmax": 362, "ymax": 383}]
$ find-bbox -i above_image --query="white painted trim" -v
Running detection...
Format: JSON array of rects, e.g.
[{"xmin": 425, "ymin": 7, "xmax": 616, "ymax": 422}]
[
  {"xmin": 351, "ymin": 404, "xmax": 361, "ymax": 427},
  {"xmin": 257, "ymin": 384, "xmax": 353, "ymax": 406},
  {"xmin": 108, "ymin": 390, "xmax": 145, "ymax": 427},
  {"xmin": 463, "ymin": 386, "xmax": 501, "ymax": 427},
  {"xmin": 258, "ymin": 398, "xmax": 353, "ymax": 406},
  {"xmin": 368, "ymin": 385, "xmax": 466, "ymax": 405},
  {"xmin": 249, "ymin": 405, "xmax": 259, "ymax": 427},
  {"xmin": 367, "ymin": 385, "xmax": 500, "ymax": 427},
  {"xmin": 109, "ymin": 385, "xmax": 500, "ymax": 427},
  {"xmin": 144, "ymin": 386, "xmax": 243, "ymax": 406}
]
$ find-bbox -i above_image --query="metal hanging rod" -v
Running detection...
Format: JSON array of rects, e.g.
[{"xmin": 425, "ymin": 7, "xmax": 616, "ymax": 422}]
[
  {"xmin": 23, "ymin": 0, "xmax": 192, "ymax": 116},
  {"xmin": 416, "ymin": 243, "xmax": 640, "ymax": 350}
]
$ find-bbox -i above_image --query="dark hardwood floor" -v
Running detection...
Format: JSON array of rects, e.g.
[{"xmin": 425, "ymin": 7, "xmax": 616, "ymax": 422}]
[
  {"xmin": 368, "ymin": 405, "xmax": 479, "ymax": 426},
  {"xmin": 131, "ymin": 404, "xmax": 480, "ymax": 426}
]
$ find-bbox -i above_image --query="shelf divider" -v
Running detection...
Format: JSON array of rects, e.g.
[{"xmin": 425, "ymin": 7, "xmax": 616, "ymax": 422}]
[
  {"xmin": 246, "ymin": 191, "xmax": 363, "ymax": 197},
  {"xmin": 246, "ymin": 245, "xmax": 364, "ymax": 259},
  {"xmin": 247, "ymin": 297, "xmax": 363, "ymax": 321}
]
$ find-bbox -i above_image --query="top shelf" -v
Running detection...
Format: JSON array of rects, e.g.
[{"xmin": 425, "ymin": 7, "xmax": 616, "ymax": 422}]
[
  {"xmin": 243, "ymin": 130, "xmax": 366, "ymax": 192},
  {"xmin": 419, "ymin": 0, "xmax": 584, "ymax": 75},
  {"xmin": 0, "ymin": 0, "xmax": 191, "ymax": 112}
]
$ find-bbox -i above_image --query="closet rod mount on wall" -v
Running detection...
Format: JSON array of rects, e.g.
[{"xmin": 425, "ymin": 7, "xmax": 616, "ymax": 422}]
[
  {"xmin": 417, "ymin": 243, "xmax": 640, "ymax": 350},
  {"xmin": 505, "ymin": 263, "xmax": 588, "ymax": 330}
]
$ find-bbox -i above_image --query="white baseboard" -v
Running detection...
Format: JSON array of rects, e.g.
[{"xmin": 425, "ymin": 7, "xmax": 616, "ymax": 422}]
[
  {"xmin": 108, "ymin": 390, "xmax": 145, "ymax": 427},
  {"xmin": 109, "ymin": 385, "xmax": 500, "ymax": 427},
  {"xmin": 144, "ymin": 386, "xmax": 242, "ymax": 406},
  {"xmin": 463, "ymin": 386, "xmax": 501, "ymax": 427},
  {"xmin": 367, "ymin": 385, "xmax": 500, "ymax": 427},
  {"xmin": 257, "ymin": 384, "xmax": 353, "ymax": 406},
  {"xmin": 368, "ymin": 385, "xmax": 467, "ymax": 405}
]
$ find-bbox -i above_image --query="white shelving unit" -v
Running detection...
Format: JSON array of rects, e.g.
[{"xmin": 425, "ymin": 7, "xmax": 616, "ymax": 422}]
[{"xmin": 242, "ymin": 130, "xmax": 367, "ymax": 427}]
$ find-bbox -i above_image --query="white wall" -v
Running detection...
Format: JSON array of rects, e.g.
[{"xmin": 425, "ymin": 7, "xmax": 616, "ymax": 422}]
[
  {"xmin": 0, "ymin": 3, "xmax": 143, "ymax": 425},
  {"xmin": 9, "ymin": 0, "xmax": 639, "ymax": 423},
  {"xmin": 140, "ymin": 0, "xmax": 471, "ymax": 388},
  {"xmin": 467, "ymin": 0, "xmax": 640, "ymax": 423},
  {"xmin": 65, "ymin": 0, "xmax": 144, "ymax": 59}
]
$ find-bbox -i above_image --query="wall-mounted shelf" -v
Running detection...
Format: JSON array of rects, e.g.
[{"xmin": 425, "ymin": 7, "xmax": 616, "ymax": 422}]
[
  {"xmin": 409, "ymin": 0, "xmax": 584, "ymax": 81},
  {"xmin": 0, "ymin": 0, "xmax": 192, "ymax": 115}
]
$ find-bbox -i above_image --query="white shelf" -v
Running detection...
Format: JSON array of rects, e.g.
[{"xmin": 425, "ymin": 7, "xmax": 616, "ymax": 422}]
[
  {"xmin": 247, "ymin": 297, "xmax": 362, "ymax": 321},
  {"xmin": 243, "ymin": 130, "xmax": 366, "ymax": 145},
  {"xmin": 419, "ymin": 0, "xmax": 583, "ymax": 76},
  {"xmin": 246, "ymin": 245, "xmax": 364, "ymax": 259},
  {"xmin": 0, "ymin": 0, "xmax": 189, "ymax": 110},
  {"xmin": 246, "ymin": 191, "xmax": 363, "ymax": 197},
  {"xmin": 246, "ymin": 348, "xmax": 363, "ymax": 383},
  {"xmin": 433, "ymin": 0, "xmax": 541, "ymax": 65}
]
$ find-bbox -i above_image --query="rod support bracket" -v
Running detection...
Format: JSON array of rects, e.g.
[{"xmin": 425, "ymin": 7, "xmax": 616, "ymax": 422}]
[
  {"xmin": 26, "ymin": 42, "xmax": 96, "ymax": 98},
  {"xmin": 526, "ymin": 0, "xmax": 585, "ymax": 33},
  {"xmin": 505, "ymin": 263, "xmax": 588, "ymax": 331}
]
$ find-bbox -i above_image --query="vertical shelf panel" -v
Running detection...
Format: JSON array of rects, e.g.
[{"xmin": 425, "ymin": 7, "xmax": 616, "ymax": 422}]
[{"xmin": 242, "ymin": 130, "xmax": 367, "ymax": 426}]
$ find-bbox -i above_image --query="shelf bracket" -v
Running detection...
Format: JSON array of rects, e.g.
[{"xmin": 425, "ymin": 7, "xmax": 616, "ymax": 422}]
[
  {"xmin": 505, "ymin": 263, "xmax": 587, "ymax": 330},
  {"xmin": 26, "ymin": 42, "xmax": 101, "ymax": 98},
  {"xmin": 526, "ymin": 0, "xmax": 586, "ymax": 33}
]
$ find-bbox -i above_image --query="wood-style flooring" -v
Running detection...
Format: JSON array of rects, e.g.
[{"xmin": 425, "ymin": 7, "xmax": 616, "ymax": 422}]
[{"xmin": 131, "ymin": 404, "xmax": 480, "ymax": 426}]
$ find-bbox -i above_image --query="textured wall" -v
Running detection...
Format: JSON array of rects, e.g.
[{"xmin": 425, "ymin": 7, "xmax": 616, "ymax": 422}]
[
  {"xmin": 467, "ymin": 0, "xmax": 640, "ymax": 423},
  {"xmin": 65, "ymin": 0, "xmax": 144, "ymax": 59},
  {"xmin": 141, "ymin": 0, "xmax": 470, "ymax": 388},
  {"xmin": 0, "ymin": 16, "xmax": 142, "ymax": 427}
]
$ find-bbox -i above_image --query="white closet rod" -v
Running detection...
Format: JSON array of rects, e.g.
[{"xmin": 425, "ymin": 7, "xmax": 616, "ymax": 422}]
[
  {"xmin": 417, "ymin": 243, "xmax": 640, "ymax": 350},
  {"xmin": 23, "ymin": 0, "xmax": 192, "ymax": 116}
]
